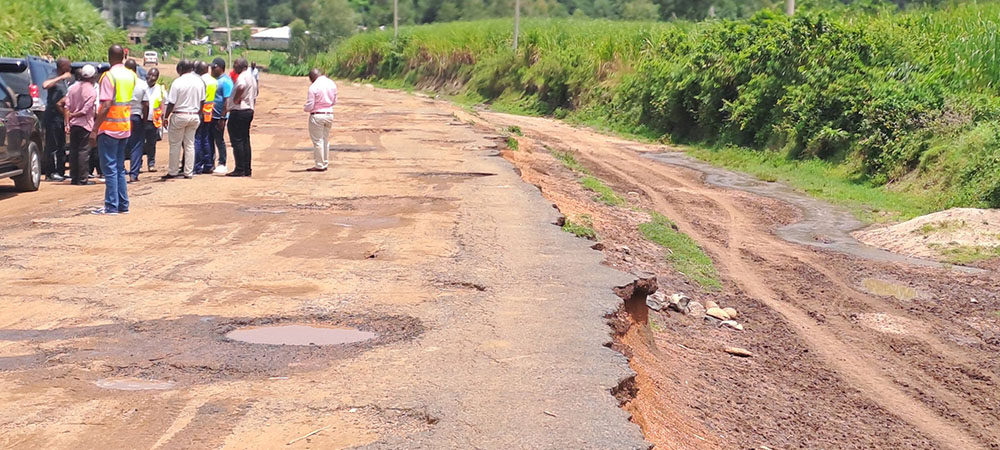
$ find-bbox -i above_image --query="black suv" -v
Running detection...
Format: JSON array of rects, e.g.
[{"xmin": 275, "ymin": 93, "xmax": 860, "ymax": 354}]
[
  {"xmin": 0, "ymin": 63, "xmax": 42, "ymax": 192},
  {"xmin": 0, "ymin": 56, "xmax": 55, "ymax": 122}
]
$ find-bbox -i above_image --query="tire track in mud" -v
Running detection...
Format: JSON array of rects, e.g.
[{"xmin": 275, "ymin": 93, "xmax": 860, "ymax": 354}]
[{"xmin": 476, "ymin": 111, "xmax": 999, "ymax": 449}]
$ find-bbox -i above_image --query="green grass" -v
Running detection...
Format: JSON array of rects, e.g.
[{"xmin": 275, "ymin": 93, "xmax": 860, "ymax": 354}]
[
  {"xmin": 930, "ymin": 244, "xmax": 1000, "ymax": 265},
  {"xmin": 506, "ymin": 125, "xmax": 523, "ymax": 136},
  {"xmin": 0, "ymin": 0, "xmax": 124, "ymax": 60},
  {"xmin": 915, "ymin": 220, "xmax": 968, "ymax": 236},
  {"xmin": 581, "ymin": 176, "xmax": 625, "ymax": 206},
  {"xmin": 640, "ymin": 212, "xmax": 722, "ymax": 290},
  {"xmin": 505, "ymin": 136, "xmax": 519, "ymax": 151},
  {"xmin": 552, "ymin": 149, "xmax": 590, "ymax": 175},
  {"xmin": 562, "ymin": 214, "xmax": 597, "ymax": 240}
]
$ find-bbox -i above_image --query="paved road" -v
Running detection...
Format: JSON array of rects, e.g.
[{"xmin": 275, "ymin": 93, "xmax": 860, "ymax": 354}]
[{"xmin": 0, "ymin": 74, "xmax": 648, "ymax": 449}]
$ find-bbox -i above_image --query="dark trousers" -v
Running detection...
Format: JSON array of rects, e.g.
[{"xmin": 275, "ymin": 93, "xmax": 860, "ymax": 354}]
[
  {"xmin": 68, "ymin": 125, "xmax": 91, "ymax": 184},
  {"xmin": 194, "ymin": 121, "xmax": 213, "ymax": 173},
  {"xmin": 211, "ymin": 118, "xmax": 227, "ymax": 166},
  {"xmin": 126, "ymin": 115, "xmax": 144, "ymax": 179},
  {"xmin": 228, "ymin": 109, "xmax": 253, "ymax": 175},
  {"xmin": 44, "ymin": 120, "xmax": 66, "ymax": 176},
  {"xmin": 142, "ymin": 121, "xmax": 158, "ymax": 168}
]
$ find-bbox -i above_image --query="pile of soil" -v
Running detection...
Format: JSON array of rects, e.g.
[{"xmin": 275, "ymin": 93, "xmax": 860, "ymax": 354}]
[{"xmin": 854, "ymin": 208, "xmax": 1000, "ymax": 260}]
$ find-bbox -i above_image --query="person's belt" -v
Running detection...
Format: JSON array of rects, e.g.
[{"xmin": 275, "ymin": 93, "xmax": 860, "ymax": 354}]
[
  {"xmin": 173, "ymin": 111, "xmax": 199, "ymax": 115},
  {"xmin": 310, "ymin": 111, "xmax": 333, "ymax": 115}
]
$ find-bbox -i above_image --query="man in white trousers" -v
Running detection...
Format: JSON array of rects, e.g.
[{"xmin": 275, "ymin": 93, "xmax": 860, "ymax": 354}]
[
  {"xmin": 162, "ymin": 59, "xmax": 206, "ymax": 179},
  {"xmin": 304, "ymin": 68, "xmax": 338, "ymax": 172}
]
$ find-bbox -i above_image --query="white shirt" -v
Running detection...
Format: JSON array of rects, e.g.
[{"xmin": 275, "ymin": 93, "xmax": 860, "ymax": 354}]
[
  {"xmin": 232, "ymin": 70, "xmax": 258, "ymax": 111},
  {"xmin": 166, "ymin": 72, "xmax": 205, "ymax": 114},
  {"xmin": 146, "ymin": 84, "xmax": 163, "ymax": 122},
  {"xmin": 129, "ymin": 81, "xmax": 149, "ymax": 117}
]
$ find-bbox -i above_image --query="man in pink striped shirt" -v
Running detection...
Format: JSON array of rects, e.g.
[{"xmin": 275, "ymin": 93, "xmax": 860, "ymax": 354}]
[{"xmin": 303, "ymin": 68, "xmax": 338, "ymax": 172}]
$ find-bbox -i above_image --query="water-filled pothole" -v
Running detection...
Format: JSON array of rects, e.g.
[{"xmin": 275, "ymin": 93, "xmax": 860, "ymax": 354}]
[
  {"xmin": 862, "ymin": 278, "xmax": 918, "ymax": 300},
  {"xmin": 226, "ymin": 324, "xmax": 375, "ymax": 346},
  {"xmin": 96, "ymin": 377, "xmax": 175, "ymax": 391}
]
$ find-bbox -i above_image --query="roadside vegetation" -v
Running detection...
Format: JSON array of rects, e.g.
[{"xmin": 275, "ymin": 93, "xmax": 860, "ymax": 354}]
[
  {"xmin": 562, "ymin": 215, "xmax": 597, "ymax": 239},
  {"xmin": 639, "ymin": 212, "xmax": 722, "ymax": 290},
  {"xmin": 1, "ymin": 0, "xmax": 124, "ymax": 60},
  {"xmin": 314, "ymin": 4, "xmax": 1000, "ymax": 220}
]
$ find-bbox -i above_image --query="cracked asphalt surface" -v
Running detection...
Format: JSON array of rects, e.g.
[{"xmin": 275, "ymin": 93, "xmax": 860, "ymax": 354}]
[{"xmin": 0, "ymin": 74, "xmax": 647, "ymax": 449}]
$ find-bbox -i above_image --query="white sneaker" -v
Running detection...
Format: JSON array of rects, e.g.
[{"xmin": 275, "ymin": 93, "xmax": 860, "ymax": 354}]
[{"xmin": 214, "ymin": 165, "xmax": 227, "ymax": 174}]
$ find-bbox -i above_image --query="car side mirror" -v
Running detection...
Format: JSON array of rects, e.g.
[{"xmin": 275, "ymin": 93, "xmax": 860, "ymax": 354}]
[{"xmin": 15, "ymin": 94, "xmax": 32, "ymax": 110}]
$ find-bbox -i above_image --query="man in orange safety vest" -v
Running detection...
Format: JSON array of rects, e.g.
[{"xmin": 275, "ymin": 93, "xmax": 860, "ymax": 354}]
[{"xmin": 91, "ymin": 44, "xmax": 137, "ymax": 215}]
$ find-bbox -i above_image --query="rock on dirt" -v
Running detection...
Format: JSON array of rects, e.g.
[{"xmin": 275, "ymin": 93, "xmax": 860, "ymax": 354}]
[
  {"xmin": 724, "ymin": 347, "xmax": 754, "ymax": 357},
  {"xmin": 706, "ymin": 307, "xmax": 731, "ymax": 321},
  {"xmin": 687, "ymin": 301, "xmax": 706, "ymax": 318},
  {"xmin": 705, "ymin": 300, "xmax": 720, "ymax": 310},
  {"xmin": 720, "ymin": 320, "xmax": 744, "ymax": 331},
  {"xmin": 853, "ymin": 208, "xmax": 1000, "ymax": 260},
  {"xmin": 722, "ymin": 307, "xmax": 738, "ymax": 319}
]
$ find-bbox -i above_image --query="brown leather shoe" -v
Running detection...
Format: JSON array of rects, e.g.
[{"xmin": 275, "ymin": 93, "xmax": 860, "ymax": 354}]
[{"xmin": 306, "ymin": 167, "xmax": 327, "ymax": 172}]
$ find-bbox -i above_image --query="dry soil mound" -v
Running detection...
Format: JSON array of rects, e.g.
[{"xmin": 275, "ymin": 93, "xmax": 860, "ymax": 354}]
[{"xmin": 853, "ymin": 208, "xmax": 1000, "ymax": 261}]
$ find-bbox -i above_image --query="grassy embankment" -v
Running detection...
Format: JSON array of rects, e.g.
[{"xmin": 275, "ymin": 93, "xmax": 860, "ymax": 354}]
[
  {"xmin": 314, "ymin": 7, "xmax": 1000, "ymax": 224},
  {"xmin": 1, "ymin": 0, "xmax": 124, "ymax": 60}
]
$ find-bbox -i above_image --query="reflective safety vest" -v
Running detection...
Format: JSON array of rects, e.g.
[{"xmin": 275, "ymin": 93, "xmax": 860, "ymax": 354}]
[
  {"xmin": 149, "ymin": 84, "xmax": 164, "ymax": 129},
  {"xmin": 98, "ymin": 65, "xmax": 137, "ymax": 134},
  {"xmin": 202, "ymin": 74, "xmax": 218, "ymax": 123}
]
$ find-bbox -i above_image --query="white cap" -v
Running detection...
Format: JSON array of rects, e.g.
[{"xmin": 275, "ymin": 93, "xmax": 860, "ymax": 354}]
[{"xmin": 80, "ymin": 64, "xmax": 97, "ymax": 79}]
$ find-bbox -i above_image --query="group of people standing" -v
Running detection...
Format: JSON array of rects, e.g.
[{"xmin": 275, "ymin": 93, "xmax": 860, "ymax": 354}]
[{"xmin": 43, "ymin": 44, "xmax": 260, "ymax": 215}]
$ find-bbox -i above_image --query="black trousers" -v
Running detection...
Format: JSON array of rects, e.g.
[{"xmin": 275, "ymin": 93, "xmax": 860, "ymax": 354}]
[
  {"xmin": 44, "ymin": 120, "xmax": 66, "ymax": 176},
  {"xmin": 143, "ymin": 120, "xmax": 158, "ymax": 167},
  {"xmin": 227, "ymin": 109, "xmax": 253, "ymax": 175},
  {"xmin": 68, "ymin": 125, "xmax": 91, "ymax": 184}
]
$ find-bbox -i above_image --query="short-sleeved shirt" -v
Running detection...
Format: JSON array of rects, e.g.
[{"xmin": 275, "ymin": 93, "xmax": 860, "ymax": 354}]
[
  {"xmin": 213, "ymin": 74, "xmax": 233, "ymax": 119},
  {"xmin": 146, "ymin": 84, "xmax": 163, "ymax": 122},
  {"xmin": 166, "ymin": 72, "xmax": 206, "ymax": 114},
  {"xmin": 44, "ymin": 78, "xmax": 68, "ymax": 125},
  {"xmin": 129, "ymin": 80, "xmax": 149, "ymax": 117},
  {"xmin": 232, "ymin": 71, "xmax": 257, "ymax": 111},
  {"xmin": 98, "ymin": 64, "xmax": 133, "ymax": 139},
  {"xmin": 65, "ymin": 80, "xmax": 97, "ymax": 132}
]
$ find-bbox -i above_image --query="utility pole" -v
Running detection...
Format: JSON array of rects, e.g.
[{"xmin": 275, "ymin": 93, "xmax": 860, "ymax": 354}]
[
  {"xmin": 119, "ymin": 0, "xmax": 124, "ymax": 28},
  {"xmin": 786, "ymin": 0, "xmax": 795, "ymax": 15},
  {"xmin": 513, "ymin": 0, "xmax": 520, "ymax": 51},
  {"xmin": 393, "ymin": 0, "xmax": 398, "ymax": 42},
  {"xmin": 224, "ymin": 0, "xmax": 233, "ymax": 67}
]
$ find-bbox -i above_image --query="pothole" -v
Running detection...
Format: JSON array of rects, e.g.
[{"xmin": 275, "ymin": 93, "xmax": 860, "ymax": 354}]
[
  {"xmin": 225, "ymin": 324, "xmax": 375, "ymax": 346},
  {"xmin": 96, "ymin": 377, "xmax": 176, "ymax": 391},
  {"xmin": 862, "ymin": 278, "xmax": 919, "ymax": 300},
  {"xmin": 408, "ymin": 171, "xmax": 496, "ymax": 178},
  {"xmin": 331, "ymin": 144, "xmax": 378, "ymax": 152},
  {"xmin": 0, "ymin": 314, "xmax": 423, "ymax": 384}
]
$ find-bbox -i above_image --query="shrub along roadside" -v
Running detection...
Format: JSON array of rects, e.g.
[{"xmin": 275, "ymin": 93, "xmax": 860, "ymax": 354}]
[
  {"xmin": 307, "ymin": 6, "xmax": 1000, "ymax": 217},
  {"xmin": 1, "ymin": 0, "xmax": 124, "ymax": 60}
]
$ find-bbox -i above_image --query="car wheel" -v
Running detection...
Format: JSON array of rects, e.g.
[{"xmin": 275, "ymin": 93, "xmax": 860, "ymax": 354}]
[{"xmin": 13, "ymin": 140, "xmax": 41, "ymax": 192}]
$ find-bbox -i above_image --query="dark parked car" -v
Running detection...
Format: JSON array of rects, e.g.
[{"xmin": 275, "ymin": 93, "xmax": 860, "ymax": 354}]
[
  {"xmin": 0, "ymin": 56, "xmax": 56, "ymax": 122},
  {"xmin": 0, "ymin": 68, "xmax": 42, "ymax": 192}
]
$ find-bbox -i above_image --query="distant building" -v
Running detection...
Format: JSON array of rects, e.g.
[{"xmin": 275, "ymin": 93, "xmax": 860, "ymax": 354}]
[
  {"xmin": 127, "ymin": 25, "xmax": 148, "ymax": 45},
  {"xmin": 250, "ymin": 26, "xmax": 290, "ymax": 50}
]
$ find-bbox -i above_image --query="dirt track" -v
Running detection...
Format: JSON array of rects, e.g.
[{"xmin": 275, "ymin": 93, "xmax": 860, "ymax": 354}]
[
  {"xmin": 477, "ymin": 111, "xmax": 1000, "ymax": 449},
  {"xmin": 1, "ymin": 71, "xmax": 999, "ymax": 449}
]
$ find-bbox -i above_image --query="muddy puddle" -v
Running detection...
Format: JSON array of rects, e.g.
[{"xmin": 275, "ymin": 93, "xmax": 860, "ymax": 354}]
[
  {"xmin": 644, "ymin": 152, "xmax": 981, "ymax": 273},
  {"xmin": 226, "ymin": 324, "xmax": 376, "ymax": 346},
  {"xmin": 862, "ymin": 278, "xmax": 919, "ymax": 300}
]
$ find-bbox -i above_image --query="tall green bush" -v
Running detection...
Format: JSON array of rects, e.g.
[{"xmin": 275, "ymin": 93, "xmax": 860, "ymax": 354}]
[
  {"xmin": 321, "ymin": 5, "xmax": 1000, "ymax": 209},
  {"xmin": 0, "ymin": 0, "xmax": 125, "ymax": 60}
]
